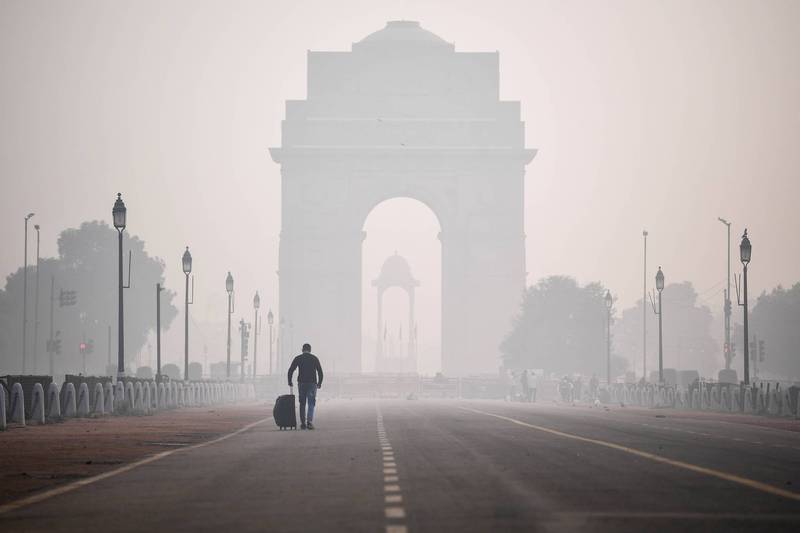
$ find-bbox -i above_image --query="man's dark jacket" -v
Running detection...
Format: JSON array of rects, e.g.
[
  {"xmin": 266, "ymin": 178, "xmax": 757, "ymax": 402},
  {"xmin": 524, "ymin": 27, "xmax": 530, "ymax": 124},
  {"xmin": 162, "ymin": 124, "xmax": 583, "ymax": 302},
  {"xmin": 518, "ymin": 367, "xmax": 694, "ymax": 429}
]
[{"xmin": 288, "ymin": 353, "xmax": 323, "ymax": 388}]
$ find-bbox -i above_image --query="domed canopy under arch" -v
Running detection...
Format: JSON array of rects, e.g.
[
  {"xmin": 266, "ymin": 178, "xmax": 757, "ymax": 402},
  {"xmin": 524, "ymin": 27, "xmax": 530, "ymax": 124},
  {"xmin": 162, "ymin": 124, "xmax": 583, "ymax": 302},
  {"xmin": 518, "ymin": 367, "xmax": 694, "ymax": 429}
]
[
  {"xmin": 372, "ymin": 253, "xmax": 419, "ymax": 372},
  {"xmin": 372, "ymin": 252, "xmax": 420, "ymax": 291}
]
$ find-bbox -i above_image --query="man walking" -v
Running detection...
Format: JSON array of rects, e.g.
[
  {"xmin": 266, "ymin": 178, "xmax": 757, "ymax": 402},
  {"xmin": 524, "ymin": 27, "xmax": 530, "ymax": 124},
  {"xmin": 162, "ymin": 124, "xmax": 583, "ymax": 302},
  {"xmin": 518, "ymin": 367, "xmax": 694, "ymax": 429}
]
[{"xmin": 288, "ymin": 343, "xmax": 324, "ymax": 430}]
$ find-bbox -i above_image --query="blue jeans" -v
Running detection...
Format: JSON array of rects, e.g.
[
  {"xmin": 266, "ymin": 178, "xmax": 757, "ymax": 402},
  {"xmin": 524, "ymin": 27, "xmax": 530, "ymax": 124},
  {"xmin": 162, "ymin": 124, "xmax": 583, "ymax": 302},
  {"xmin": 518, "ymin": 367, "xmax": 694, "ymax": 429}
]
[{"xmin": 298, "ymin": 382, "xmax": 318, "ymax": 423}]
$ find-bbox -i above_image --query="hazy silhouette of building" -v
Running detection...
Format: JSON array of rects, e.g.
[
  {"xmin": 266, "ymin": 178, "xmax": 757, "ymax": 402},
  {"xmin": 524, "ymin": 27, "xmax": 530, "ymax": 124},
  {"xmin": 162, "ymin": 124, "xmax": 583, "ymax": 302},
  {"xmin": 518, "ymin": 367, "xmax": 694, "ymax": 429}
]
[{"xmin": 270, "ymin": 21, "xmax": 535, "ymax": 375}]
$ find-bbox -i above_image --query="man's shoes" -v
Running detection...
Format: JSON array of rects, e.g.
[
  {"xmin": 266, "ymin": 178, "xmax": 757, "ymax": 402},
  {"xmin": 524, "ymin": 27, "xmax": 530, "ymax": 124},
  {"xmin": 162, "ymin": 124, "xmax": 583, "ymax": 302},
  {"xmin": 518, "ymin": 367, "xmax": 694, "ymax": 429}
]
[
  {"xmin": 300, "ymin": 423, "xmax": 307, "ymax": 430},
  {"xmin": 307, "ymin": 422, "xmax": 315, "ymax": 430}
]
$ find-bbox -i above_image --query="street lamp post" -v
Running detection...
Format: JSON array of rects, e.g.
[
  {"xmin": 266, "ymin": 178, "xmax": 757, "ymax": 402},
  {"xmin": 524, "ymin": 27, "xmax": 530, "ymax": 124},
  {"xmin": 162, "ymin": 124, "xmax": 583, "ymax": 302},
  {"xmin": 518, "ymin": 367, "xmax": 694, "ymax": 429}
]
[
  {"xmin": 112, "ymin": 195, "xmax": 126, "ymax": 377},
  {"xmin": 718, "ymin": 218, "xmax": 732, "ymax": 369},
  {"xmin": 253, "ymin": 292, "xmax": 260, "ymax": 378},
  {"xmin": 49, "ymin": 276, "xmax": 55, "ymax": 376},
  {"xmin": 267, "ymin": 309, "xmax": 274, "ymax": 375},
  {"xmin": 605, "ymin": 290, "xmax": 613, "ymax": 386},
  {"xmin": 22, "ymin": 212, "xmax": 34, "ymax": 373},
  {"xmin": 182, "ymin": 247, "xmax": 193, "ymax": 381},
  {"xmin": 642, "ymin": 230, "xmax": 648, "ymax": 381},
  {"xmin": 33, "ymin": 223, "xmax": 41, "ymax": 373},
  {"xmin": 739, "ymin": 229, "xmax": 752, "ymax": 385},
  {"xmin": 650, "ymin": 267, "xmax": 665, "ymax": 384},
  {"xmin": 239, "ymin": 318, "xmax": 250, "ymax": 383},
  {"xmin": 226, "ymin": 272, "xmax": 234, "ymax": 379},
  {"xmin": 156, "ymin": 283, "xmax": 164, "ymax": 381}
]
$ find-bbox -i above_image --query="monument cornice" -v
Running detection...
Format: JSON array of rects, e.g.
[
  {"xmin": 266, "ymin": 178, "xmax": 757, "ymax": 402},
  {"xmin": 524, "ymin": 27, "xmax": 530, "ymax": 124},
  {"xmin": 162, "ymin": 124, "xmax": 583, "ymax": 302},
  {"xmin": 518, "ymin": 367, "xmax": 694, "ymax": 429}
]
[{"xmin": 269, "ymin": 146, "xmax": 536, "ymax": 165}]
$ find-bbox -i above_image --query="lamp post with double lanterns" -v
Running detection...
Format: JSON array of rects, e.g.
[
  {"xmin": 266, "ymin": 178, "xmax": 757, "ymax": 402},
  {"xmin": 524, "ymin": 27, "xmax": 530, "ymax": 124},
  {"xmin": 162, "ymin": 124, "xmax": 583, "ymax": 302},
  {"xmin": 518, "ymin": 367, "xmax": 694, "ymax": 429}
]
[
  {"xmin": 738, "ymin": 229, "xmax": 752, "ymax": 385},
  {"xmin": 268, "ymin": 309, "xmax": 274, "ymax": 375},
  {"xmin": 604, "ymin": 290, "xmax": 613, "ymax": 386},
  {"xmin": 182, "ymin": 247, "xmax": 193, "ymax": 381},
  {"xmin": 112, "ymin": 195, "xmax": 126, "ymax": 377},
  {"xmin": 226, "ymin": 272, "xmax": 234, "ymax": 379},
  {"xmin": 253, "ymin": 292, "xmax": 260, "ymax": 378},
  {"xmin": 650, "ymin": 267, "xmax": 665, "ymax": 384}
]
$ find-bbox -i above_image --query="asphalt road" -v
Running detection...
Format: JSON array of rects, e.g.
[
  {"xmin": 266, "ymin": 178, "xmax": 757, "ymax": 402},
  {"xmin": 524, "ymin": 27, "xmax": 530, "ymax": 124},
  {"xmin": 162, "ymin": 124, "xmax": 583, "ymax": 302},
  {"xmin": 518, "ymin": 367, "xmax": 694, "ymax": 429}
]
[{"xmin": 2, "ymin": 399, "xmax": 799, "ymax": 532}]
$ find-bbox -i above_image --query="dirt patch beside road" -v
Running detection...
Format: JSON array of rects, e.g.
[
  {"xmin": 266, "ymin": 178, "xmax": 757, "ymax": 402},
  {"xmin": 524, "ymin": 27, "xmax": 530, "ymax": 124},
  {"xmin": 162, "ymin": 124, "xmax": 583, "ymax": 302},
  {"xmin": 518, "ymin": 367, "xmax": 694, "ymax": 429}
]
[{"xmin": 0, "ymin": 404, "xmax": 271, "ymax": 505}]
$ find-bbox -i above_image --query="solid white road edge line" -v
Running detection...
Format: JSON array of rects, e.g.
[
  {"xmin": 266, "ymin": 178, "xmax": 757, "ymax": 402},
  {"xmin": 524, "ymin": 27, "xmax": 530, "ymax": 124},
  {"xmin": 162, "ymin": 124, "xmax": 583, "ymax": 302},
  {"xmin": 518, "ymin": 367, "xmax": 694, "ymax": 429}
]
[
  {"xmin": 0, "ymin": 417, "xmax": 271, "ymax": 515},
  {"xmin": 459, "ymin": 406, "xmax": 800, "ymax": 503}
]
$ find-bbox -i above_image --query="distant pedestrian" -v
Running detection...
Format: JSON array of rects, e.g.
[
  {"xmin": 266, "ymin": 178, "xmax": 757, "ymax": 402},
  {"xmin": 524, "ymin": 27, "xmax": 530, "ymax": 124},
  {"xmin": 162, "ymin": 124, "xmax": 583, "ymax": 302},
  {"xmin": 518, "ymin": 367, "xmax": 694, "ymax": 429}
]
[
  {"xmin": 526, "ymin": 370, "xmax": 537, "ymax": 403},
  {"xmin": 521, "ymin": 370, "xmax": 531, "ymax": 402},
  {"xmin": 559, "ymin": 376, "xmax": 574, "ymax": 402},
  {"xmin": 288, "ymin": 343, "xmax": 324, "ymax": 430},
  {"xmin": 574, "ymin": 376, "xmax": 583, "ymax": 402}
]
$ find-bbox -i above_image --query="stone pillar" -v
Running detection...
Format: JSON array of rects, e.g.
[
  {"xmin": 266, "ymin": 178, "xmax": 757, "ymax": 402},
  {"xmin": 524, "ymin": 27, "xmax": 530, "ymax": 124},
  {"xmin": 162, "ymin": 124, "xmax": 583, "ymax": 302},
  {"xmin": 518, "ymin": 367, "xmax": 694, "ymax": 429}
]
[{"xmin": 280, "ymin": 225, "xmax": 363, "ymax": 374}]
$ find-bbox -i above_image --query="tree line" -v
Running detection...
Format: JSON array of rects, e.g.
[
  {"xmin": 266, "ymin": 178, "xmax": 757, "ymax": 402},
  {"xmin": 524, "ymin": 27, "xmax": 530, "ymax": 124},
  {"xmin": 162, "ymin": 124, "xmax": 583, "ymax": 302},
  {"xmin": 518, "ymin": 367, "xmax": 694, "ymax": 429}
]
[
  {"xmin": 0, "ymin": 221, "xmax": 177, "ymax": 376},
  {"xmin": 501, "ymin": 275, "xmax": 800, "ymax": 381}
]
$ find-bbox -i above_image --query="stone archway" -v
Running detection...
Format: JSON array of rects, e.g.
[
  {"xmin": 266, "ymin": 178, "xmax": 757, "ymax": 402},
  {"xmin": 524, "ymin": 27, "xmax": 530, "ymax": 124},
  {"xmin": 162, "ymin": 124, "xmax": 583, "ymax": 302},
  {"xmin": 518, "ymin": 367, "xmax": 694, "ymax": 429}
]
[{"xmin": 270, "ymin": 21, "xmax": 535, "ymax": 375}]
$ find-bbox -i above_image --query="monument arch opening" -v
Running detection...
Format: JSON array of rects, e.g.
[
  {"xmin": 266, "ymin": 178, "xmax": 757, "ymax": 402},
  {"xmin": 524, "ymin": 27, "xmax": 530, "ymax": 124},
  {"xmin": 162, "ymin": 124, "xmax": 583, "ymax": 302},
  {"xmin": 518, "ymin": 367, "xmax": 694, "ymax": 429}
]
[
  {"xmin": 362, "ymin": 197, "xmax": 441, "ymax": 374},
  {"xmin": 270, "ymin": 20, "xmax": 536, "ymax": 375}
]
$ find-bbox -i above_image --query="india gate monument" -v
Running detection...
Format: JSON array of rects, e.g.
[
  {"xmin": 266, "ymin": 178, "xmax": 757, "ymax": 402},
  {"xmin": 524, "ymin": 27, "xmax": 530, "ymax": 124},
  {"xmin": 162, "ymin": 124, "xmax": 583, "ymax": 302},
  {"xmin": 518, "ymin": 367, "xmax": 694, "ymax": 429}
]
[{"xmin": 270, "ymin": 21, "xmax": 536, "ymax": 375}]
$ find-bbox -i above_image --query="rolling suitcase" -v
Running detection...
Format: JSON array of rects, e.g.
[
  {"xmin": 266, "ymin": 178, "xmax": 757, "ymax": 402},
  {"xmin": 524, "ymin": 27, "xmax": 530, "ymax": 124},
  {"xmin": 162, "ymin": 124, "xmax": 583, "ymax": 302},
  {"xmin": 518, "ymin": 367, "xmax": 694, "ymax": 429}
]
[{"xmin": 273, "ymin": 388, "xmax": 297, "ymax": 430}]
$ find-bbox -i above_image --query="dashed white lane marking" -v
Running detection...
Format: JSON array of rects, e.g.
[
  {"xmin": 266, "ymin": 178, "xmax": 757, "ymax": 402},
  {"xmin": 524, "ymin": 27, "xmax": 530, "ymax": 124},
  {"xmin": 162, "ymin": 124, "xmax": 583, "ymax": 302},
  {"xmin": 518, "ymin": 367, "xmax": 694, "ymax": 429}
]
[
  {"xmin": 461, "ymin": 406, "xmax": 800, "ymax": 503},
  {"xmin": 385, "ymin": 507, "xmax": 407, "ymax": 519},
  {"xmin": 378, "ymin": 405, "xmax": 407, "ymax": 532},
  {"xmin": 0, "ymin": 417, "xmax": 272, "ymax": 516}
]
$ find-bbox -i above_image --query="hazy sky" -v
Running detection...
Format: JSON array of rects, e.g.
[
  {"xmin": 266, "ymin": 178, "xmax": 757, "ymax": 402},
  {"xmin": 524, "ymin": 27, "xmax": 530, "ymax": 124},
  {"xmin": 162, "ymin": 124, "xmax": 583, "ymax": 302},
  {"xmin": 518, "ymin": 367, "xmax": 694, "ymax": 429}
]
[{"xmin": 1, "ymin": 0, "xmax": 798, "ymax": 370}]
